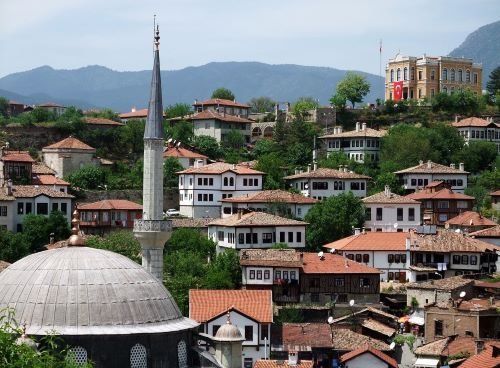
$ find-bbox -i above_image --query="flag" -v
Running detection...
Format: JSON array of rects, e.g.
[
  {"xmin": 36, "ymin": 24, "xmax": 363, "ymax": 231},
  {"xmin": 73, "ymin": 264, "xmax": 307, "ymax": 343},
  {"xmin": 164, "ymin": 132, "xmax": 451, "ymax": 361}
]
[{"xmin": 393, "ymin": 80, "xmax": 403, "ymax": 101}]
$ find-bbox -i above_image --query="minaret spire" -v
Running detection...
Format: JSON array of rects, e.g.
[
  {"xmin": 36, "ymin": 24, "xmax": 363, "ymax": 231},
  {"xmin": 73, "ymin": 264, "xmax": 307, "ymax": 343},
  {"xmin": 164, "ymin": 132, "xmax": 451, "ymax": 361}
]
[{"xmin": 134, "ymin": 19, "xmax": 171, "ymax": 280}]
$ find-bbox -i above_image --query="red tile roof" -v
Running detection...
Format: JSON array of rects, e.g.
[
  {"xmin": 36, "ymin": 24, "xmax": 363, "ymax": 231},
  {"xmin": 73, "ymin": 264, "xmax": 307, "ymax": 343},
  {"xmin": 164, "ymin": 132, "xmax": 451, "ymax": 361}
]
[
  {"xmin": 301, "ymin": 252, "xmax": 381, "ymax": 274},
  {"xmin": 43, "ymin": 137, "xmax": 95, "ymax": 151},
  {"xmin": 490, "ymin": 190, "xmax": 500, "ymax": 197},
  {"xmin": 254, "ymin": 360, "xmax": 313, "ymax": 368},
  {"xmin": 320, "ymin": 127, "xmax": 387, "ymax": 139},
  {"xmin": 452, "ymin": 117, "xmax": 497, "ymax": 128},
  {"xmin": 240, "ymin": 249, "xmax": 303, "ymax": 268},
  {"xmin": 409, "ymin": 231, "xmax": 497, "ymax": 253},
  {"xmin": 193, "ymin": 98, "xmax": 250, "ymax": 108},
  {"xmin": 33, "ymin": 175, "xmax": 70, "ymax": 186},
  {"xmin": 31, "ymin": 163, "xmax": 56, "ymax": 175},
  {"xmin": 469, "ymin": 225, "xmax": 500, "ymax": 238},
  {"xmin": 395, "ymin": 161, "xmax": 469, "ymax": 174},
  {"xmin": 84, "ymin": 117, "xmax": 124, "ymax": 126},
  {"xmin": 38, "ymin": 102, "xmax": 64, "ymax": 108},
  {"xmin": 118, "ymin": 108, "xmax": 148, "ymax": 119},
  {"xmin": 77, "ymin": 199, "xmax": 142, "ymax": 211},
  {"xmin": 340, "ymin": 346, "xmax": 398, "ymax": 368},
  {"xmin": 458, "ymin": 343, "xmax": 500, "ymax": 368},
  {"xmin": 446, "ymin": 211, "xmax": 497, "ymax": 227},
  {"xmin": 11, "ymin": 185, "xmax": 74, "ymax": 199},
  {"xmin": 406, "ymin": 188, "xmax": 474, "ymax": 201},
  {"xmin": 178, "ymin": 161, "xmax": 264, "ymax": 175},
  {"xmin": 189, "ymin": 289, "xmax": 272, "ymax": 323},
  {"xmin": 187, "ymin": 109, "xmax": 254, "ymax": 124},
  {"xmin": 163, "ymin": 146, "xmax": 208, "ymax": 159},
  {"xmin": 323, "ymin": 232, "xmax": 409, "ymax": 252},
  {"xmin": 221, "ymin": 190, "xmax": 318, "ymax": 204},
  {"xmin": 362, "ymin": 190, "xmax": 419, "ymax": 204},
  {"xmin": 0, "ymin": 150, "xmax": 35, "ymax": 163},
  {"xmin": 284, "ymin": 168, "xmax": 371, "ymax": 180},
  {"xmin": 209, "ymin": 211, "xmax": 307, "ymax": 227}
]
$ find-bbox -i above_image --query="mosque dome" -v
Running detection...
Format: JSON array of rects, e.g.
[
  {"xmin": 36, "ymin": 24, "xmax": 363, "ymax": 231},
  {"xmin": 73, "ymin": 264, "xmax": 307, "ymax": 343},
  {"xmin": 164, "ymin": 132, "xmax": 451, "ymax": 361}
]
[
  {"xmin": 214, "ymin": 316, "xmax": 245, "ymax": 342},
  {"xmin": 0, "ymin": 246, "xmax": 197, "ymax": 335}
]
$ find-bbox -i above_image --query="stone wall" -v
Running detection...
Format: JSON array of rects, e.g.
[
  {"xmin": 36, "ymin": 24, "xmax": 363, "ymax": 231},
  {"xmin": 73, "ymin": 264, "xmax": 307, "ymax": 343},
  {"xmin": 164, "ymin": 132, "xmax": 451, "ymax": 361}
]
[{"xmin": 1, "ymin": 126, "xmax": 68, "ymax": 152}]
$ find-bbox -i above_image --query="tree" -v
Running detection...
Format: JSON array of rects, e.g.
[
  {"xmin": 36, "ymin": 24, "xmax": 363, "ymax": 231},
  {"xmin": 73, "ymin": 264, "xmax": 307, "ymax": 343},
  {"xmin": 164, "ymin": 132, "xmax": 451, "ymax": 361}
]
[
  {"xmin": 451, "ymin": 89, "xmax": 482, "ymax": 115},
  {"xmin": 335, "ymin": 73, "xmax": 370, "ymax": 108},
  {"xmin": 166, "ymin": 228, "xmax": 216, "ymax": 259},
  {"xmin": 329, "ymin": 94, "xmax": 347, "ymax": 113},
  {"xmin": 164, "ymin": 157, "xmax": 183, "ymax": 188},
  {"xmin": 304, "ymin": 193, "xmax": 365, "ymax": 250},
  {"xmin": 119, "ymin": 119, "xmax": 145, "ymax": 158},
  {"xmin": 431, "ymin": 92, "xmax": 454, "ymax": 112},
  {"xmin": 22, "ymin": 212, "xmax": 71, "ymax": 252},
  {"xmin": 86, "ymin": 231, "xmax": 141, "ymax": 264},
  {"xmin": 248, "ymin": 96, "xmax": 276, "ymax": 113},
  {"xmin": 255, "ymin": 152, "xmax": 286, "ymax": 190},
  {"xmin": 453, "ymin": 141, "xmax": 497, "ymax": 174},
  {"xmin": 0, "ymin": 96, "xmax": 9, "ymax": 118},
  {"xmin": 291, "ymin": 97, "xmax": 319, "ymax": 120},
  {"xmin": 371, "ymin": 172, "xmax": 404, "ymax": 195},
  {"xmin": 191, "ymin": 135, "xmax": 223, "ymax": 159},
  {"xmin": 65, "ymin": 165, "xmax": 107, "ymax": 190},
  {"xmin": 203, "ymin": 249, "xmax": 241, "ymax": 289},
  {"xmin": 169, "ymin": 120, "xmax": 193, "ymax": 143},
  {"xmin": 222, "ymin": 130, "xmax": 246, "ymax": 150},
  {"xmin": 85, "ymin": 108, "xmax": 119, "ymax": 121},
  {"xmin": 486, "ymin": 65, "xmax": 500, "ymax": 100},
  {"xmin": 164, "ymin": 103, "xmax": 192, "ymax": 119},
  {"xmin": 0, "ymin": 228, "xmax": 30, "ymax": 263},
  {"xmin": 211, "ymin": 87, "xmax": 235, "ymax": 101}
]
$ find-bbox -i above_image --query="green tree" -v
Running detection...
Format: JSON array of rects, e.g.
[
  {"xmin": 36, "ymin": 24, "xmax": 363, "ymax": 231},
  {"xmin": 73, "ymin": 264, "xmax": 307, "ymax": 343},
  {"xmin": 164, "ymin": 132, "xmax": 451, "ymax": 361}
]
[
  {"xmin": 119, "ymin": 119, "xmax": 145, "ymax": 158},
  {"xmin": 329, "ymin": 94, "xmax": 347, "ymax": 113},
  {"xmin": 451, "ymin": 89, "xmax": 482, "ymax": 115},
  {"xmin": 335, "ymin": 73, "xmax": 370, "ymax": 108},
  {"xmin": 486, "ymin": 65, "xmax": 500, "ymax": 100},
  {"xmin": 22, "ymin": 212, "xmax": 71, "ymax": 252},
  {"xmin": 164, "ymin": 103, "xmax": 192, "ymax": 119},
  {"xmin": 166, "ymin": 228, "xmax": 216, "ymax": 259},
  {"xmin": 431, "ymin": 92, "xmax": 454, "ymax": 112},
  {"xmin": 252, "ymin": 139, "xmax": 279, "ymax": 158},
  {"xmin": 291, "ymin": 97, "xmax": 319, "ymax": 120},
  {"xmin": 255, "ymin": 152, "xmax": 286, "ymax": 189},
  {"xmin": 248, "ymin": 96, "xmax": 276, "ymax": 113},
  {"xmin": 211, "ymin": 87, "xmax": 235, "ymax": 101},
  {"xmin": 85, "ymin": 108, "xmax": 120, "ymax": 121},
  {"xmin": 0, "ymin": 96, "xmax": 9, "ymax": 118},
  {"xmin": 164, "ymin": 157, "xmax": 183, "ymax": 188},
  {"xmin": 65, "ymin": 165, "xmax": 107, "ymax": 190},
  {"xmin": 191, "ymin": 135, "xmax": 222, "ymax": 159},
  {"xmin": 453, "ymin": 141, "xmax": 497, "ymax": 174},
  {"xmin": 86, "ymin": 231, "xmax": 141, "ymax": 264},
  {"xmin": 222, "ymin": 130, "xmax": 246, "ymax": 150},
  {"xmin": 371, "ymin": 172, "xmax": 404, "ymax": 195},
  {"xmin": 304, "ymin": 192, "xmax": 365, "ymax": 250},
  {"xmin": 0, "ymin": 228, "xmax": 30, "ymax": 263},
  {"xmin": 203, "ymin": 249, "xmax": 241, "ymax": 289},
  {"xmin": 169, "ymin": 120, "xmax": 193, "ymax": 143}
]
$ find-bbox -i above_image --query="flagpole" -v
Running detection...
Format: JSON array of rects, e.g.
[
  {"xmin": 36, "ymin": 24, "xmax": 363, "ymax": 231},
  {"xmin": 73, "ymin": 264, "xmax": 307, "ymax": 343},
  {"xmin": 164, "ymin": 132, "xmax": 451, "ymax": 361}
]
[{"xmin": 379, "ymin": 39, "xmax": 383, "ymax": 101}]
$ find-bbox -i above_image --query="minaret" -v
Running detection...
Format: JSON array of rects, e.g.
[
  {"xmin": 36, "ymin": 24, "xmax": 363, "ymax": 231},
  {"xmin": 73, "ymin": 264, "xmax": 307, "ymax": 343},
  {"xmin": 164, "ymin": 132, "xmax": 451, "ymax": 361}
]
[{"xmin": 134, "ymin": 25, "xmax": 171, "ymax": 280}]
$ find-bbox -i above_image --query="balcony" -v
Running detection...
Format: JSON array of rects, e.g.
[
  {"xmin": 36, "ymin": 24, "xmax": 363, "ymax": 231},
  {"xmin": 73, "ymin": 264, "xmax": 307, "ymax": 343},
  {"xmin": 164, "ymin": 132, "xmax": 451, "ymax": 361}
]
[{"xmin": 272, "ymin": 282, "xmax": 300, "ymax": 303}]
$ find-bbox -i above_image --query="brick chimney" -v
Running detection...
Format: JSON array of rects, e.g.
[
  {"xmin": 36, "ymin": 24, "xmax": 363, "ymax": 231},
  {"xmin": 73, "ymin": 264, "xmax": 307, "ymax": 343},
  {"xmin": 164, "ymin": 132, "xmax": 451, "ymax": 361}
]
[
  {"xmin": 362, "ymin": 122, "xmax": 367, "ymax": 131},
  {"xmin": 427, "ymin": 160, "xmax": 432, "ymax": 169},
  {"xmin": 355, "ymin": 122, "xmax": 360, "ymax": 132}
]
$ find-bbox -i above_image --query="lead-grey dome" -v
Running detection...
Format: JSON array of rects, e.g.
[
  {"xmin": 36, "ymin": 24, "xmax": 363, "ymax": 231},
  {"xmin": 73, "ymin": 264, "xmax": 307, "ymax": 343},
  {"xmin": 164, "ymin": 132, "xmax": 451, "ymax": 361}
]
[{"xmin": 0, "ymin": 247, "xmax": 198, "ymax": 335}]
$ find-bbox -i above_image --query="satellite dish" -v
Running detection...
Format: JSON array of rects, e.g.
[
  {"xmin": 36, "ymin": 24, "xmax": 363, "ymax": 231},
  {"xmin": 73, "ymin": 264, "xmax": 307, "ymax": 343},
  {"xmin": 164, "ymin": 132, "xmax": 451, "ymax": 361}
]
[
  {"xmin": 389, "ymin": 342, "xmax": 396, "ymax": 350},
  {"xmin": 176, "ymin": 142, "xmax": 181, "ymax": 148},
  {"xmin": 393, "ymin": 223, "xmax": 398, "ymax": 229},
  {"xmin": 459, "ymin": 291, "xmax": 466, "ymax": 298},
  {"xmin": 455, "ymin": 229, "xmax": 461, "ymax": 233},
  {"xmin": 330, "ymin": 248, "xmax": 335, "ymax": 254},
  {"xmin": 327, "ymin": 316, "xmax": 334, "ymax": 324},
  {"xmin": 304, "ymin": 184, "xmax": 309, "ymax": 189},
  {"xmin": 349, "ymin": 299, "xmax": 355, "ymax": 307},
  {"xmin": 318, "ymin": 251, "xmax": 324, "ymax": 258},
  {"xmin": 167, "ymin": 138, "xmax": 173, "ymax": 143}
]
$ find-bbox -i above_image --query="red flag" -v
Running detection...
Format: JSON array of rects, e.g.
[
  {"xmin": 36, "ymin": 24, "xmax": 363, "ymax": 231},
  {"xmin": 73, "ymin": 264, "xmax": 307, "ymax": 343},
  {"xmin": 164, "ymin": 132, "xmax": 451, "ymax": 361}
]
[{"xmin": 393, "ymin": 81, "xmax": 403, "ymax": 101}]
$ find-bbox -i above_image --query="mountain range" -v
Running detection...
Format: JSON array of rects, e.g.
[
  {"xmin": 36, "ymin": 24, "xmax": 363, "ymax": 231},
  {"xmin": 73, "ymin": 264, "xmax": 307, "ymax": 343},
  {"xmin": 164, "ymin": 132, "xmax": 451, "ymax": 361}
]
[{"xmin": 0, "ymin": 19, "xmax": 498, "ymax": 112}]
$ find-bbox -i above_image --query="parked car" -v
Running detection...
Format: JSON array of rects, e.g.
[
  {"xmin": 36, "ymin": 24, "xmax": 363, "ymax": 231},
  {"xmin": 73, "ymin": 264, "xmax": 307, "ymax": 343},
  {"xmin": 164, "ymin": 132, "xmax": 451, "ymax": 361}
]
[{"xmin": 164, "ymin": 209, "xmax": 180, "ymax": 217}]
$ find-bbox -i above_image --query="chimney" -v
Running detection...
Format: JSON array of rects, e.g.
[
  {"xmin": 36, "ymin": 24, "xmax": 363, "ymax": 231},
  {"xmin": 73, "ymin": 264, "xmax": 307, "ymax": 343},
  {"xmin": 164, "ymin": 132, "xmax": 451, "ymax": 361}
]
[
  {"xmin": 6, "ymin": 179, "xmax": 12, "ymax": 196},
  {"xmin": 427, "ymin": 160, "xmax": 432, "ymax": 169},
  {"xmin": 450, "ymin": 163, "xmax": 455, "ymax": 169},
  {"xmin": 334, "ymin": 126, "xmax": 338, "ymax": 134},
  {"xmin": 356, "ymin": 122, "xmax": 360, "ymax": 132},
  {"xmin": 459, "ymin": 162, "xmax": 464, "ymax": 171},
  {"xmin": 419, "ymin": 160, "xmax": 424, "ymax": 166},
  {"xmin": 384, "ymin": 185, "xmax": 391, "ymax": 197},
  {"xmin": 475, "ymin": 339, "xmax": 485, "ymax": 355},
  {"xmin": 194, "ymin": 99, "xmax": 198, "ymax": 105},
  {"xmin": 362, "ymin": 122, "xmax": 367, "ymax": 131},
  {"xmin": 232, "ymin": 164, "xmax": 236, "ymax": 170},
  {"xmin": 307, "ymin": 164, "xmax": 311, "ymax": 173},
  {"xmin": 288, "ymin": 351, "xmax": 299, "ymax": 366},
  {"xmin": 405, "ymin": 237, "xmax": 411, "ymax": 250},
  {"xmin": 131, "ymin": 106, "xmax": 136, "ymax": 112},
  {"xmin": 338, "ymin": 126, "xmax": 343, "ymax": 133},
  {"xmin": 455, "ymin": 115, "xmax": 458, "ymax": 123},
  {"xmin": 49, "ymin": 232, "xmax": 55, "ymax": 245},
  {"xmin": 354, "ymin": 228, "xmax": 361, "ymax": 236},
  {"xmin": 295, "ymin": 168, "xmax": 299, "ymax": 175},
  {"xmin": 313, "ymin": 161, "xmax": 318, "ymax": 171}
]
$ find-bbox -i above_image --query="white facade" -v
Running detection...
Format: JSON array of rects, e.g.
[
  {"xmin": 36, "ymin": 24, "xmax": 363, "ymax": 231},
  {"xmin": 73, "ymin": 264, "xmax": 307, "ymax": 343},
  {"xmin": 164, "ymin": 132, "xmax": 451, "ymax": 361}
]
[
  {"xmin": 14, "ymin": 194, "xmax": 72, "ymax": 231},
  {"xmin": 242, "ymin": 266, "xmax": 300, "ymax": 286},
  {"xmin": 221, "ymin": 202, "xmax": 314, "ymax": 220},
  {"xmin": 342, "ymin": 353, "xmax": 392, "ymax": 368},
  {"xmin": 364, "ymin": 204, "xmax": 421, "ymax": 232},
  {"xmin": 453, "ymin": 118, "xmax": 500, "ymax": 153},
  {"xmin": 0, "ymin": 200, "xmax": 15, "ymax": 230},
  {"xmin": 42, "ymin": 149, "xmax": 97, "ymax": 178},
  {"xmin": 203, "ymin": 310, "xmax": 270, "ymax": 367}
]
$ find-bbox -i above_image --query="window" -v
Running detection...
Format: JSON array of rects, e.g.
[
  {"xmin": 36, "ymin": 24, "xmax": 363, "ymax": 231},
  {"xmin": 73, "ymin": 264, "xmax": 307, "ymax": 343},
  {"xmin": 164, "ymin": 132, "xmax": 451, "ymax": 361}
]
[
  {"xmin": 466, "ymin": 70, "xmax": 471, "ymax": 82},
  {"xmin": 461, "ymin": 255, "xmax": 469, "ymax": 265},
  {"xmin": 0, "ymin": 206, "xmax": 7, "ymax": 217},
  {"xmin": 350, "ymin": 182, "xmax": 361, "ymax": 190},
  {"xmin": 312, "ymin": 182, "xmax": 328, "ymax": 190},
  {"xmin": 283, "ymin": 271, "xmax": 288, "ymax": 280},
  {"xmin": 411, "ymin": 67, "xmax": 415, "ymax": 80},
  {"xmin": 401, "ymin": 254, "xmax": 407, "ymax": 263},
  {"xmin": 359, "ymin": 278, "xmax": 370, "ymax": 287},
  {"xmin": 243, "ymin": 178, "xmax": 248, "ymax": 186},
  {"xmin": 223, "ymin": 207, "xmax": 232, "ymax": 214},
  {"xmin": 458, "ymin": 69, "xmax": 463, "ymax": 82},
  {"xmin": 296, "ymin": 232, "xmax": 302, "ymax": 243},
  {"xmin": 263, "ymin": 233, "xmax": 272, "ymax": 243},
  {"xmin": 438, "ymin": 214, "xmax": 448, "ymax": 222},
  {"xmin": 244, "ymin": 358, "xmax": 253, "ymax": 368},
  {"xmin": 198, "ymin": 178, "xmax": 202, "ymax": 185},
  {"xmin": 388, "ymin": 272, "xmax": 394, "ymax": 281},
  {"xmin": 397, "ymin": 208, "xmax": 403, "ymax": 221},
  {"xmin": 52, "ymin": 203, "xmax": 58, "ymax": 212},
  {"xmin": 257, "ymin": 270, "xmax": 262, "ymax": 280},
  {"xmin": 408, "ymin": 208, "xmax": 415, "ymax": 221},
  {"xmin": 438, "ymin": 201, "xmax": 449, "ymax": 209},
  {"xmin": 411, "ymin": 178, "xmax": 417, "ymax": 186},
  {"xmin": 290, "ymin": 271, "xmax": 296, "ymax": 280},
  {"xmin": 457, "ymin": 200, "xmax": 468, "ymax": 209},
  {"xmin": 388, "ymin": 254, "xmax": 394, "ymax": 263},
  {"xmin": 450, "ymin": 69, "xmax": 455, "ymax": 81},
  {"xmin": 37, "ymin": 203, "xmax": 48, "ymax": 215},
  {"xmin": 363, "ymin": 254, "xmax": 369, "ymax": 263},
  {"xmin": 335, "ymin": 278, "xmax": 345, "ymax": 287},
  {"xmin": 365, "ymin": 208, "xmax": 372, "ymax": 221},
  {"xmin": 395, "ymin": 254, "xmax": 401, "ymax": 263},
  {"xmin": 355, "ymin": 254, "xmax": 362, "ymax": 263},
  {"xmin": 288, "ymin": 232, "xmax": 293, "ymax": 242},
  {"xmin": 470, "ymin": 255, "xmax": 477, "ymax": 265},
  {"xmin": 60, "ymin": 203, "xmax": 67, "ymax": 214},
  {"xmin": 261, "ymin": 325, "xmax": 269, "ymax": 341},
  {"xmin": 443, "ymin": 68, "xmax": 448, "ymax": 80},
  {"xmin": 376, "ymin": 208, "xmax": 383, "ymax": 221},
  {"xmin": 435, "ymin": 320, "xmax": 443, "ymax": 336},
  {"xmin": 279, "ymin": 232, "xmax": 285, "ymax": 242},
  {"xmin": 228, "ymin": 233, "xmax": 235, "ymax": 244},
  {"xmin": 249, "ymin": 270, "xmax": 255, "ymax": 279},
  {"xmin": 244, "ymin": 326, "xmax": 253, "ymax": 341},
  {"xmin": 218, "ymin": 231, "xmax": 224, "ymax": 241},
  {"xmin": 418, "ymin": 70, "xmax": 422, "ymax": 80},
  {"xmin": 212, "ymin": 325, "xmax": 221, "ymax": 336},
  {"xmin": 229, "ymin": 177, "xmax": 234, "ymax": 186},
  {"xmin": 453, "ymin": 255, "xmax": 460, "ymax": 264},
  {"xmin": 390, "ymin": 69, "xmax": 394, "ymax": 82},
  {"xmin": 396, "ymin": 68, "xmax": 401, "ymax": 81},
  {"xmin": 264, "ymin": 270, "xmax": 270, "ymax": 279},
  {"xmin": 404, "ymin": 67, "xmax": 408, "ymax": 80},
  {"xmin": 198, "ymin": 193, "xmax": 202, "ymax": 201},
  {"xmin": 17, "ymin": 202, "xmax": 23, "ymax": 214},
  {"xmin": 347, "ymin": 254, "xmax": 354, "ymax": 260},
  {"xmin": 431, "ymin": 70, "xmax": 435, "ymax": 80},
  {"xmin": 275, "ymin": 270, "xmax": 281, "ymax": 280},
  {"xmin": 309, "ymin": 278, "xmax": 320, "ymax": 288},
  {"xmin": 25, "ymin": 203, "xmax": 32, "ymax": 214},
  {"xmin": 223, "ymin": 177, "xmax": 228, "ymax": 186}
]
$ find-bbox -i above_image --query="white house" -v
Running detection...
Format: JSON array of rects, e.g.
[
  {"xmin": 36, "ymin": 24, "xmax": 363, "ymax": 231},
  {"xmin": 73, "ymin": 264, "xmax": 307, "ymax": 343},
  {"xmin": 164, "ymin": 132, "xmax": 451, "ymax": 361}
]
[
  {"xmin": 323, "ymin": 231, "xmax": 410, "ymax": 282},
  {"xmin": 163, "ymin": 144, "xmax": 208, "ymax": 169},
  {"xmin": 362, "ymin": 186, "xmax": 421, "ymax": 232},
  {"xmin": 11, "ymin": 184, "xmax": 74, "ymax": 232},
  {"xmin": 220, "ymin": 189, "xmax": 318, "ymax": 219},
  {"xmin": 0, "ymin": 186, "xmax": 15, "ymax": 230},
  {"xmin": 394, "ymin": 160, "xmax": 468, "ymax": 193},
  {"xmin": 452, "ymin": 116, "xmax": 500, "ymax": 153},
  {"xmin": 319, "ymin": 122, "xmax": 387, "ymax": 163},
  {"xmin": 208, "ymin": 212, "xmax": 307, "ymax": 253},
  {"xmin": 42, "ymin": 137, "xmax": 97, "ymax": 178},
  {"xmin": 189, "ymin": 289, "xmax": 273, "ymax": 368},
  {"xmin": 177, "ymin": 162, "xmax": 265, "ymax": 218},
  {"xmin": 283, "ymin": 167, "xmax": 371, "ymax": 200}
]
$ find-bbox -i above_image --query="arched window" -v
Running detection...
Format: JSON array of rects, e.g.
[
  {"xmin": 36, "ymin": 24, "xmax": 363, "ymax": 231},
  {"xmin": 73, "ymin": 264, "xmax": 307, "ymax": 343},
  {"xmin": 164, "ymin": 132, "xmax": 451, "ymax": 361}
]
[
  {"xmin": 458, "ymin": 69, "xmax": 463, "ymax": 82},
  {"xmin": 223, "ymin": 177, "xmax": 228, "ymax": 186},
  {"xmin": 390, "ymin": 69, "xmax": 394, "ymax": 82},
  {"xmin": 229, "ymin": 177, "xmax": 234, "ymax": 186},
  {"xmin": 466, "ymin": 70, "xmax": 471, "ymax": 82},
  {"xmin": 69, "ymin": 346, "xmax": 88, "ymax": 365},
  {"xmin": 443, "ymin": 68, "xmax": 448, "ymax": 80},
  {"xmin": 430, "ymin": 70, "xmax": 435, "ymax": 80},
  {"xmin": 396, "ymin": 68, "xmax": 401, "ymax": 81},
  {"xmin": 403, "ymin": 67, "xmax": 408, "ymax": 81},
  {"xmin": 443, "ymin": 86, "xmax": 448, "ymax": 94},
  {"xmin": 411, "ymin": 67, "xmax": 415, "ymax": 80},
  {"xmin": 130, "ymin": 343, "xmax": 147, "ymax": 368},
  {"xmin": 178, "ymin": 340, "xmax": 188, "ymax": 368},
  {"xmin": 450, "ymin": 69, "xmax": 455, "ymax": 81}
]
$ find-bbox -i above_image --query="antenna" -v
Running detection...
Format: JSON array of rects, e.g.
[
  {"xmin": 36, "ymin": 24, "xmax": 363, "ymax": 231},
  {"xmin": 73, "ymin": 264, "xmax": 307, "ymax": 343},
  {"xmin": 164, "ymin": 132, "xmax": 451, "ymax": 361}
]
[{"xmin": 459, "ymin": 291, "xmax": 466, "ymax": 298}]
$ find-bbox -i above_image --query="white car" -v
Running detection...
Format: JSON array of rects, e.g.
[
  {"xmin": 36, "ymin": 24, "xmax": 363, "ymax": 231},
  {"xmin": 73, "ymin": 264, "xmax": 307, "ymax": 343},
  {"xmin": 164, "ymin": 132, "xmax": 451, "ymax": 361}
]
[{"xmin": 164, "ymin": 209, "xmax": 180, "ymax": 217}]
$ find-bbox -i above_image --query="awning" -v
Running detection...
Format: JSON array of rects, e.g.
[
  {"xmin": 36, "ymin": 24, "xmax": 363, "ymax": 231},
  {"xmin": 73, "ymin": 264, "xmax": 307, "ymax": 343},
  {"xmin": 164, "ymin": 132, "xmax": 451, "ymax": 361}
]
[
  {"xmin": 409, "ymin": 311, "xmax": 425, "ymax": 325},
  {"xmin": 414, "ymin": 357, "xmax": 439, "ymax": 367},
  {"xmin": 398, "ymin": 316, "xmax": 410, "ymax": 323}
]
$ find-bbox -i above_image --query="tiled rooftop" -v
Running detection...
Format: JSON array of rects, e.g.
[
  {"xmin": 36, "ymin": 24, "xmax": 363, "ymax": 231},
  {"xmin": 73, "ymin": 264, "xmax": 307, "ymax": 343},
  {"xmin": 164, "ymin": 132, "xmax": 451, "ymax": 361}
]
[
  {"xmin": 170, "ymin": 218, "xmax": 213, "ymax": 229},
  {"xmin": 188, "ymin": 109, "xmax": 254, "ymax": 123},
  {"xmin": 452, "ymin": 117, "xmax": 497, "ymax": 128},
  {"xmin": 193, "ymin": 98, "xmax": 250, "ymax": 108},
  {"xmin": 254, "ymin": 360, "xmax": 313, "ymax": 368},
  {"xmin": 0, "ymin": 150, "xmax": 35, "ymax": 162},
  {"xmin": 284, "ymin": 168, "xmax": 371, "ymax": 180},
  {"xmin": 33, "ymin": 175, "xmax": 70, "ymax": 186},
  {"xmin": 362, "ymin": 190, "xmax": 420, "ymax": 204},
  {"xmin": 11, "ymin": 185, "xmax": 74, "ymax": 199},
  {"xmin": 239, "ymin": 249, "xmax": 303, "ymax": 268},
  {"xmin": 221, "ymin": 190, "xmax": 318, "ymax": 204},
  {"xmin": 323, "ymin": 232, "xmax": 409, "ymax": 252},
  {"xmin": 395, "ymin": 161, "xmax": 469, "ymax": 174},
  {"xmin": 163, "ymin": 146, "xmax": 208, "ymax": 159},
  {"xmin": 406, "ymin": 275, "xmax": 474, "ymax": 291},
  {"xmin": 31, "ymin": 163, "xmax": 56, "ymax": 175},
  {"xmin": 431, "ymin": 297, "xmax": 500, "ymax": 312},
  {"xmin": 209, "ymin": 211, "xmax": 307, "ymax": 227},
  {"xmin": 446, "ymin": 211, "xmax": 497, "ymax": 227},
  {"xmin": 361, "ymin": 318, "xmax": 395, "ymax": 337},
  {"xmin": 77, "ymin": 199, "xmax": 142, "ymax": 211},
  {"xmin": 178, "ymin": 161, "xmax": 264, "ymax": 175},
  {"xmin": 406, "ymin": 188, "xmax": 474, "ymax": 201},
  {"xmin": 409, "ymin": 231, "xmax": 497, "ymax": 253},
  {"xmin": 301, "ymin": 252, "xmax": 381, "ymax": 274},
  {"xmin": 415, "ymin": 335, "xmax": 476, "ymax": 357},
  {"xmin": 490, "ymin": 190, "xmax": 500, "ymax": 197},
  {"xmin": 340, "ymin": 346, "xmax": 398, "ymax": 368},
  {"xmin": 84, "ymin": 117, "xmax": 124, "ymax": 126},
  {"xmin": 469, "ymin": 225, "xmax": 500, "ymax": 238},
  {"xmin": 320, "ymin": 127, "xmax": 387, "ymax": 139},
  {"xmin": 458, "ymin": 343, "xmax": 500, "ymax": 368},
  {"xmin": 189, "ymin": 289, "xmax": 272, "ymax": 323},
  {"xmin": 118, "ymin": 108, "xmax": 149, "ymax": 118},
  {"xmin": 43, "ymin": 137, "xmax": 95, "ymax": 151}
]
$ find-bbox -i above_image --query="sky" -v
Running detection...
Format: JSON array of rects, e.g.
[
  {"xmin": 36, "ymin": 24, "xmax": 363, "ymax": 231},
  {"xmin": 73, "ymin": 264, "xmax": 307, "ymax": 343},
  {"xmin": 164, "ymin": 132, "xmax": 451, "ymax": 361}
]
[{"xmin": 0, "ymin": 0, "xmax": 499, "ymax": 78}]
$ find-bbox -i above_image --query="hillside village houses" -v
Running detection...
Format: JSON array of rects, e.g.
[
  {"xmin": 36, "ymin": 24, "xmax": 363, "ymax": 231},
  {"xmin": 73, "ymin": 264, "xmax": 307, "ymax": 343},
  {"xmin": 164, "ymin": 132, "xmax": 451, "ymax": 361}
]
[
  {"xmin": 177, "ymin": 162, "xmax": 265, "ymax": 218},
  {"xmin": 220, "ymin": 189, "xmax": 318, "ymax": 219},
  {"xmin": 362, "ymin": 185, "xmax": 421, "ymax": 232},
  {"xmin": 37, "ymin": 102, "xmax": 66, "ymax": 116},
  {"xmin": 118, "ymin": 107, "xmax": 150, "ymax": 122},
  {"xmin": 444, "ymin": 210, "xmax": 497, "ymax": 233},
  {"xmin": 283, "ymin": 167, "xmax": 370, "ymax": 200},
  {"xmin": 452, "ymin": 116, "xmax": 500, "ymax": 153},
  {"xmin": 319, "ymin": 122, "xmax": 386, "ymax": 163},
  {"xmin": 394, "ymin": 160, "xmax": 469, "ymax": 193},
  {"xmin": 163, "ymin": 143, "xmax": 208, "ymax": 169},
  {"xmin": 208, "ymin": 212, "xmax": 307, "ymax": 253}
]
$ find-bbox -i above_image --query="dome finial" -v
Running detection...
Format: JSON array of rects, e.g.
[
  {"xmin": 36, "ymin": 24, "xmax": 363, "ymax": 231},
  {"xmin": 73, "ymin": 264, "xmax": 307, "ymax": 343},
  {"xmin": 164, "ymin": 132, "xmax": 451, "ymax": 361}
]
[
  {"xmin": 68, "ymin": 205, "xmax": 85, "ymax": 247},
  {"xmin": 154, "ymin": 15, "xmax": 160, "ymax": 49}
]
